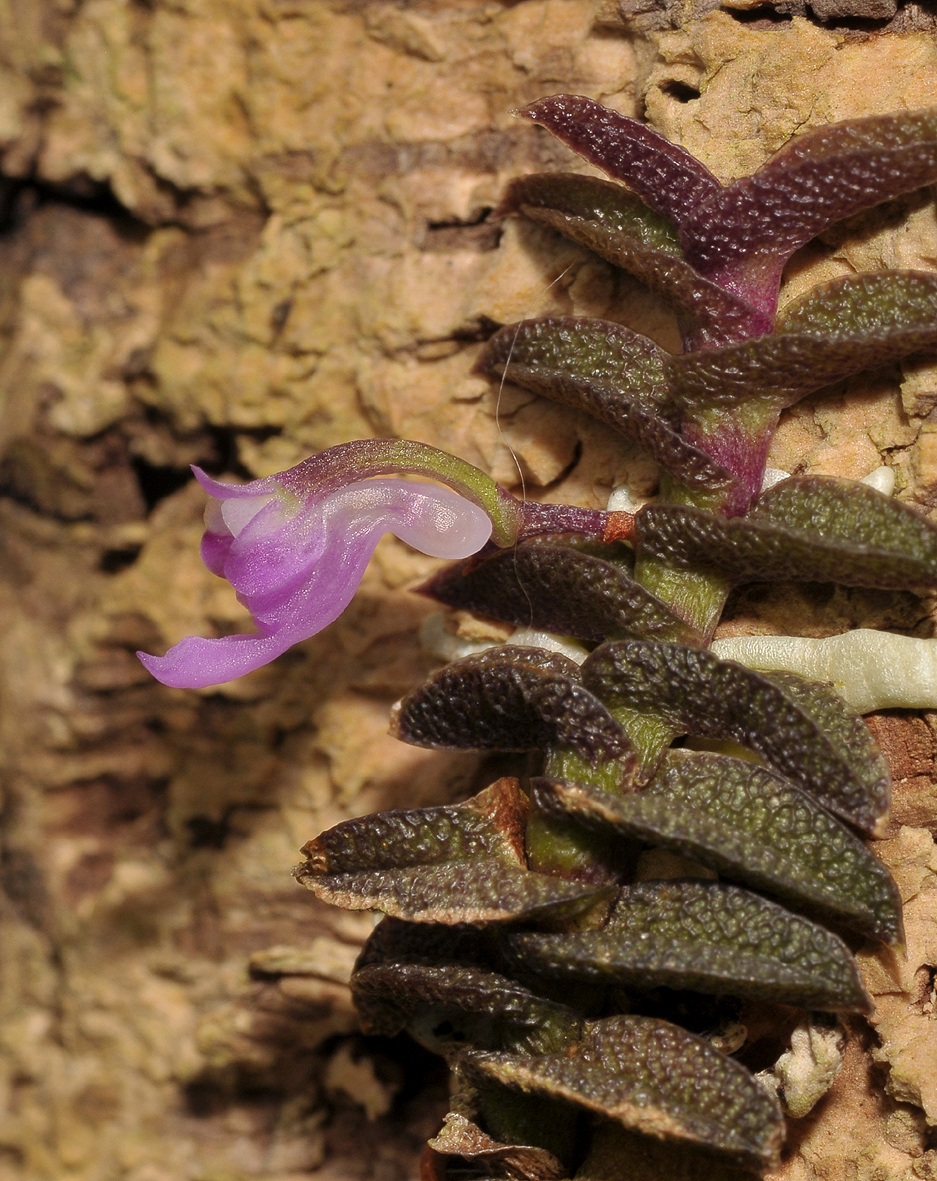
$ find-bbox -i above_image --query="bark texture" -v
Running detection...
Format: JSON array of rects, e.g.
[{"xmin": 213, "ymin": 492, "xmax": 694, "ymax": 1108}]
[{"xmin": 0, "ymin": 2, "xmax": 936, "ymax": 1179}]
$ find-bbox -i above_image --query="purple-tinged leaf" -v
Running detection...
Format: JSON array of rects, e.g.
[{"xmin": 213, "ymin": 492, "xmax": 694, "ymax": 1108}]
[
  {"xmin": 294, "ymin": 778, "xmax": 612, "ymax": 925},
  {"xmin": 392, "ymin": 646, "xmax": 633, "ymax": 763},
  {"xmin": 636, "ymin": 475, "xmax": 937, "ymax": 591},
  {"xmin": 419, "ymin": 540, "xmax": 698, "ymax": 645},
  {"xmin": 427, "ymin": 1113, "xmax": 567, "ymax": 1181},
  {"xmin": 581, "ymin": 640, "xmax": 890, "ymax": 832},
  {"xmin": 518, "ymin": 96, "xmax": 722, "ymax": 231},
  {"xmin": 460, "ymin": 1014, "xmax": 783, "ymax": 1170},
  {"xmin": 684, "ymin": 108, "xmax": 937, "ymax": 287},
  {"xmin": 532, "ymin": 756, "xmax": 901, "ymax": 945},
  {"xmin": 670, "ymin": 272, "xmax": 937, "ymax": 414},
  {"xmin": 500, "ymin": 173, "xmax": 759, "ymax": 343},
  {"xmin": 507, "ymin": 879, "xmax": 871, "ymax": 1012},
  {"xmin": 499, "ymin": 172, "xmax": 683, "ymax": 254},
  {"xmin": 476, "ymin": 318, "xmax": 731, "ymax": 489}
]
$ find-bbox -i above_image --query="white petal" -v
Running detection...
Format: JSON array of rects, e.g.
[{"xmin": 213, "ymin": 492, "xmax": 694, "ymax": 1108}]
[{"xmin": 221, "ymin": 492, "xmax": 280, "ymax": 537}]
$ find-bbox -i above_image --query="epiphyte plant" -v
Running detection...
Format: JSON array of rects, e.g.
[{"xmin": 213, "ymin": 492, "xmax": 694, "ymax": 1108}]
[{"xmin": 139, "ymin": 97, "xmax": 937, "ymax": 1176}]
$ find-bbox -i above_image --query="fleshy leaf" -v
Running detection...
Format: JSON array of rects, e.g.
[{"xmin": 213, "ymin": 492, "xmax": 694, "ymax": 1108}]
[
  {"xmin": 506, "ymin": 879, "xmax": 871, "ymax": 1012},
  {"xmin": 683, "ymin": 109, "xmax": 937, "ymax": 282},
  {"xmin": 531, "ymin": 754, "xmax": 902, "ymax": 944},
  {"xmin": 427, "ymin": 1113, "xmax": 567, "ymax": 1181},
  {"xmin": 294, "ymin": 778, "xmax": 612, "ymax": 924},
  {"xmin": 636, "ymin": 474, "xmax": 937, "ymax": 591},
  {"xmin": 419, "ymin": 540, "xmax": 698, "ymax": 644},
  {"xmin": 518, "ymin": 96, "xmax": 722, "ymax": 231},
  {"xmin": 460, "ymin": 1014, "xmax": 784, "ymax": 1170},
  {"xmin": 500, "ymin": 173, "xmax": 757, "ymax": 341},
  {"xmin": 391, "ymin": 646, "xmax": 632, "ymax": 763},
  {"xmin": 353, "ymin": 961, "xmax": 579, "ymax": 1047},
  {"xmin": 476, "ymin": 318, "xmax": 731, "ymax": 488},
  {"xmin": 581, "ymin": 639, "xmax": 890, "ymax": 832},
  {"xmin": 670, "ymin": 272, "xmax": 937, "ymax": 413}
]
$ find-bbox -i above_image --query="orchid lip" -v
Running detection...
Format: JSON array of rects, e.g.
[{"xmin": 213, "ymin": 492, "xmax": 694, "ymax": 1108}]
[{"xmin": 138, "ymin": 474, "xmax": 494, "ymax": 689}]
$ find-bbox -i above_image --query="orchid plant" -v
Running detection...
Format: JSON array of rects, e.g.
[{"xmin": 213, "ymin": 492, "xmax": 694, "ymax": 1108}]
[{"xmin": 141, "ymin": 98, "xmax": 937, "ymax": 1177}]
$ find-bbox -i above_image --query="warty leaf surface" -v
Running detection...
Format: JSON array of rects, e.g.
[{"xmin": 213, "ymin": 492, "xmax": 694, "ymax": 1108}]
[
  {"xmin": 460, "ymin": 1014, "xmax": 784, "ymax": 1170},
  {"xmin": 581, "ymin": 640, "xmax": 890, "ymax": 832},
  {"xmin": 507, "ymin": 879, "xmax": 871, "ymax": 1012}
]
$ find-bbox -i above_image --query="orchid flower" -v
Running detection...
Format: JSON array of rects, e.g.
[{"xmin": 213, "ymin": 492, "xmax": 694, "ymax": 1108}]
[
  {"xmin": 137, "ymin": 440, "xmax": 628, "ymax": 690},
  {"xmin": 137, "ymin": 443, "xmax": 501, "ymax": 689}
]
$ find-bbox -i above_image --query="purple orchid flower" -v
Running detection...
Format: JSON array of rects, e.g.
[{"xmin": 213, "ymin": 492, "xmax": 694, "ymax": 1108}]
[{"xmin": 138, "ymin": 459, "xmax": 493, "ymax": 689}]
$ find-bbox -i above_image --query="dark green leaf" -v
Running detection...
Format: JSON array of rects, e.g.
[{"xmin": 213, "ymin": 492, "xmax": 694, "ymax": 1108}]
[
  {"xmin": 475, "ymin": 318, "xmax": 731, "ymax": 489},
  {"xmin": 636, "ymin": 474, "xmax": 937, "ymax": 591},
  {"xmin": 531, "ymin": 754, "xmax": 902, "ymax": 944},
  {"xmin": 507, "ymin": 879, "xmax": 871, "ymax": 1012},
  {"xmin": 419, "ymin": 541, "xmax": 698, "ymax": 645},
  {"xmin": 460, "ymin": 1014, "xmax": 784, "ymax": 1170},
  {"xmin": 353, "ymin": 961, "xmax": 579, "ymax": 1047},
  {"xmin": 392, "ymin": 645, "xmax": 632, "ymax": 763},
  {"xmin": 581, "ymin": 640, "xmax": 890, "ymax": 832},
  {"xmin": 294, "ymin": 778, "xmax": 613, "ymax": 924},
  {"xmin": 669, "ymin": 272, "xmax": 937, "ymax": 414}
]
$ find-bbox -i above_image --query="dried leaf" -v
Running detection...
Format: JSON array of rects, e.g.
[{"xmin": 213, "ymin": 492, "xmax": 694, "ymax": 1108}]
[
  {"xmin": 636, "ymin": 475, "xmax": 937, "ymax": 591},
  {"xmin": 581, "ymin": 640, "xmax": 890, "ymax": 832},
  {"xmin": 531, "ymin": 754, "xmax": 902, "ymax": 944},
  {"xmin": 476, "ymin": 318, "xmax": 731, "ymax": 488},
  {"xmin": 507, "ymin": 879, "xmax": 871, "ymax": 1012},
  {"xmin": 392, "ymin": 645, "xmax": 632, "ymax": 762},
  {"xmin": 294, "ymin": 778, "xmax": 612, "ymax": 924},
  {"xmin": 428, "ymin": 1112, "xmax": 567, "ymax": 1181},
  {"xmin": 670, "ymin": 272, "xmax": 937, "ymax": 413},
  {"xmin": 460, "ymin": 1014, "xmax": 784, "ymax": 1170},
  {"xmin": 419, "ymin": 541, "xmax": 697, "ymax": 644},
  {"xmin": 518, "ymin": 96, "xmax": 722, "ymax": 231},
  {"xmin": 501, "ymin": 173, "xmax": 755, "ymax": 340}
]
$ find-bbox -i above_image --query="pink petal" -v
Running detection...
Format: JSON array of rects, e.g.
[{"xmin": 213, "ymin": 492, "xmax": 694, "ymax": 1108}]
[{"xmin": 139, "ymin": 479, "xmax": 492, "ymax": 688}]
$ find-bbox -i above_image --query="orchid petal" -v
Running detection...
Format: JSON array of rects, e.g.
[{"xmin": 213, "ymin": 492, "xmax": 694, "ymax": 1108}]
[{"xmin": 139, "ymin": 479, "xmax": 492, "ymax": 689}]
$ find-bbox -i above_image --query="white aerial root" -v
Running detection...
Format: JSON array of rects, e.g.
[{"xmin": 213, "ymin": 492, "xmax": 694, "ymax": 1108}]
[
  {"xmin": 420, "ymin": 613, "xmax": 589, "ymax": 666},
  {"xmin": 712, "ymin": 629, "xmax": 937, "ymax": 714}
]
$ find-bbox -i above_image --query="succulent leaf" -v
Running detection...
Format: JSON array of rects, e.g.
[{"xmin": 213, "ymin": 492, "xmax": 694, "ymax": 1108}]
[
  {"xmin": 392, "ymin": 645, "xmax": 633, "ymax": 762},
  {"xmin": 581, "ymin": 639, "xmax": 890, "ymax": 832},
  {"xmin": 419, "ymin": 541, "xmax": 698, "ymax": 644},
  {"xmin": 506, "ymin": 879, "xmax": 871, "ymax": 1012},
  {"xmin": 518, "ymin": 95, "xmax": 723, "ymax": 231},
  {"xmin": 531, "ymin": 754, "xmax": 902, "ymax": 944},
  {"xmin": 476, "ymin": 318, "xmax": 731, "ymax": 488},
  {"xmin": 294, "ymin": 778, "xmax": 612, "ymax": 924},
  {"xmin": 460, "ymin": 1014, "xmax": 784, "ymax": 1170},
  {"xmin": 353, "ymin": 961, "xmax": 579, "ymax": 1046},
  {"xmin": 637, "ymin": 475, "xmax": 937, "ymax": 591},
  {"xmin": 670, "ymin": 272, "xmax": 937, "ymax": 413}
]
